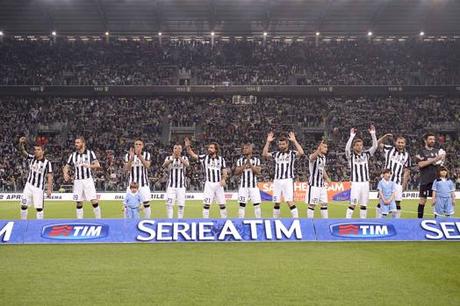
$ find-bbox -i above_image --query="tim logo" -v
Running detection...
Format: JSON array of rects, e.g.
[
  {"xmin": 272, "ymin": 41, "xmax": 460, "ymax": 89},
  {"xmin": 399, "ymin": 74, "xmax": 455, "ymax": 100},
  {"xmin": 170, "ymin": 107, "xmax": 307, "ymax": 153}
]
[
  {"xmin": 41, "ymin": 223, "xmax": 109, "ymax": 240},
  {"xmin": 330, "ymin": 223, "xmax": 396, "ymax": 238}
]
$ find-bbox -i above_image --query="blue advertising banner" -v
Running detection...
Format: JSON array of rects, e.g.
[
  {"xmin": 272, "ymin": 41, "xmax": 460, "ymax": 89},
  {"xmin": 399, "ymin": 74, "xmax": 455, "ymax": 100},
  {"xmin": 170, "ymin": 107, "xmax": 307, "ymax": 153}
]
[
  {"xmin": 315, "ymin": 219, "xmax": 424, "ymax": 241},
  {"xmin": 0, "ymin": 219, "xmax": 315, "ymax": 244},
  {"xmin": 0, "ymin": 220, "xmax": 28, "ymax": 244},
  {"xmin": 1, "ymin": 218, "xmax": 459, "ymax": 244}
]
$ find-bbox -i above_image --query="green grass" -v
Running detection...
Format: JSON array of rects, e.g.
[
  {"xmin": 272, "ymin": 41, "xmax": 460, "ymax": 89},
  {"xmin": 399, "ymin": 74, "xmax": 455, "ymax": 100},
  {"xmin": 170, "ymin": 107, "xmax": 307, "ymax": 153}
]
[
  {"xmin": 0, "ymin": 243, "xmax": 460, "ymax": 305},
  {"xmin": 0, "ymin": 199, "xmax": 458, "ymax": 219},
  {"xmin": 1, "ymin": 200, "xmax": 459, "ymax": 305}
]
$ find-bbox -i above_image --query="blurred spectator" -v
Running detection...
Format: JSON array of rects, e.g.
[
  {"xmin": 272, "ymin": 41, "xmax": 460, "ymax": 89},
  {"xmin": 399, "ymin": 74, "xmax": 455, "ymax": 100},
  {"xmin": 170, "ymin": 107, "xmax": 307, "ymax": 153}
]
[
  {"xmin": 0, "ymin": 96, "xmax": 458, "ymax": 192},
  {"xmin": 0, "ymin": 39, "xmax": 459, "ymax": 86}
]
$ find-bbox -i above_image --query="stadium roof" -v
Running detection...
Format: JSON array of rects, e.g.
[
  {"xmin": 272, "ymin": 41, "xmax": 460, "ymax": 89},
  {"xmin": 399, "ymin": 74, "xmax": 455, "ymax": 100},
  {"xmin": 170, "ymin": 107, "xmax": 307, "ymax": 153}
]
[{"xmin": 0, "ymin": 0, "xmax": 459, "ymax": 37}]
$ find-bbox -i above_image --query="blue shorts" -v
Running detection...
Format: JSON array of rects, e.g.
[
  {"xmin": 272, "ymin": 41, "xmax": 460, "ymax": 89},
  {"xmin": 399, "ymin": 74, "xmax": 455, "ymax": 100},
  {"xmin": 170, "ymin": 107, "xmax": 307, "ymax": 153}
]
[
  {"xmin": 434, "ymin": 197, "xmax": 454, "ymax": 217},
  {"xmin": 380, "ymin": 200, "xmax": 397, "ymax": 215},
  {"xmin": 125, "ymin": 207, "xmax": 140, "ymax": 219}
]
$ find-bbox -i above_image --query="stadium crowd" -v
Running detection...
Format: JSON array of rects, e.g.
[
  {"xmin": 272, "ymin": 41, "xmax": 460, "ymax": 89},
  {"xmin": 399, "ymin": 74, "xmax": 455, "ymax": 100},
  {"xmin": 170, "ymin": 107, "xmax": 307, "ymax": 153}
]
[
  {"xmin": 1, "ymin": 39, "xmax": 459, "ymax": 86},
  {"xmin": 0, "ymin": 96, "xmax": 459, "ymax": 193}
]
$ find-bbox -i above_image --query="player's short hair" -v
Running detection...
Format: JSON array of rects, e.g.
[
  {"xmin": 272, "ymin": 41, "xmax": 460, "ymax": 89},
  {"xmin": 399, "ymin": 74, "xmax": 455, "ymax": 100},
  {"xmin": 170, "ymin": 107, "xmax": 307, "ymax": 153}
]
[
  {"xmin": 129, "ymin": 181, "xmax": 139, "ymax": 189},
  {"xmin": 278, "ymin": 136, "xmax": 288, "ymax": 143},
  {"xmin": 243, "ymin": 143, "xmax": 253, "ymax": 148},
  {"xmin": 33, "ymin": 145, "xmax": 45, "ymax": 152},
  {"xmin": 209, "ymin": 142, "xmax": 220, "ymax": 154},
  {"xmin": 382, "ymin": 168, "xmax": 392, "ymax": 175},
  {"xmin": 423, "ymin": 133, "xmax": 435, "ymax": 141},
  {"xmin": 134, "ymin": 138, "xmax": 144, "ymax": 144},
  {"xmin": 76, "ymin": 136, "xmax": 86, "ymax": 143},
  {"xmin": 353, "ymin": 138, "xmax": 363, "ymax": 145},
  {"xmin": 395, "ymin": 135, "xmax": 406, "ymax": 141}
]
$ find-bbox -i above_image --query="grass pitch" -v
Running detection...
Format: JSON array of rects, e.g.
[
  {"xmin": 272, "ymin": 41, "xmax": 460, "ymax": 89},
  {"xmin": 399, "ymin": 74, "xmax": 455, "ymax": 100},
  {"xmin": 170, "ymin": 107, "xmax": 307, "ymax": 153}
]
[
  {"xmin": 0, "ymin": 199, "xmax": 458, "ymax": 219},
  {"xmin": 1, "ymin": 243, "xmax": 460, "ymax": 305},
  {"xmin": 1, "ymin": 199, "xmax": 459, "ymax": 305}
]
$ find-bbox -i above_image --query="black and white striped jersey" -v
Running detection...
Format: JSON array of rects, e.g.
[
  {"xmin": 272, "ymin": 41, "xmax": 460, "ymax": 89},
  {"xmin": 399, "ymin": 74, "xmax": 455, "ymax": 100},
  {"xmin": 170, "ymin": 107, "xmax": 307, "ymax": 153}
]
[
  {"xmin": 236, "ymin": 156, "xmax": 260, "ymax": 188},
  {"xmin": 309, "ymin": 155, "xmax": 326, "ymax": 187},
  {"xmin": 270, "ymin": 150, "xmax": 297, "ymax": 180},
  {"xmin": 26, "ymin": 154, "xmax": 52, "ymax": 190},
  {"xmin": 164, "ymin": 156, "xmax": 188, "ymax": 188},
  {"xmin": 383, "ymin": 145, "xmax": 411, "ymax": 185},
  {"xmin": 347, "ymin": 151, "xmax": 372, "ymax": 182},
  {"xmin": 345, "ymin": 132, "xmax": 377, "ymax": 183},
  {"xmin": 124, "ymin": 151, "xmax": 151, "ymax": 187},
  {"xmin": 67, "ymin": 150, "xmax": 97, "ymax": 180},
  {"xmin": 198, "ymin": 155, "xmax": 226, "ymax": 183}
]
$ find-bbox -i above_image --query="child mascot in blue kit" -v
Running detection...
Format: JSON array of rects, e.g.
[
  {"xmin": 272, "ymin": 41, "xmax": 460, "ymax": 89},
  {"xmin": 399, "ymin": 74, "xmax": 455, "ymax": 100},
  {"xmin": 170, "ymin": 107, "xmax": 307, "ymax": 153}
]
[
  {"xmin": 124, "ymin": 182, "xmax": 143, "ymax": 219},
  {"xmin": 431, "ymin": 166, "xmax": 456, "ymax": 218}
]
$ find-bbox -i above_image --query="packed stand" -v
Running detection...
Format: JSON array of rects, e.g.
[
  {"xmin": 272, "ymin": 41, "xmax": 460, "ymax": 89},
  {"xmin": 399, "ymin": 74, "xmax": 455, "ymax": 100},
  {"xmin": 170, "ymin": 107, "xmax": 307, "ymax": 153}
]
[
  {"xmin": 1, "ymin": 40, "xmax": 459, "ymax": 86},
  {"xmin": 0, "ymin": 96, "xmax": 459, "ymax": 192}
]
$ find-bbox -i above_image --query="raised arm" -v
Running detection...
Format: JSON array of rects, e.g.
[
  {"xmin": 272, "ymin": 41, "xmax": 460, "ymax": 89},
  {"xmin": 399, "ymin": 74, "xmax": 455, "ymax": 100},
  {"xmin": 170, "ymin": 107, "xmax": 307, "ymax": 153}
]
[
  {"xmin": 309, "ymin": 140, "xmax": 324, "ymax": 161},
  {"xmin": 136, "ymin": 151, "xmax": 151, "ymax": 169},
  {"xmin": 288, "ymin": 132, "xmax": 304, "ymax": 157},
  {"xmin": 18, "ymin": 136, "xmax": 29, "ymax": 158},
  {"xmin": 124, "ymin": 148, "xmax": 135, "ymax": 172},
  {"xmin": 234, "ymin": 159, "xmax": 245, "ymax": 176},
  {"xmin": 251, "ymin": 159, "xmax": 262, "ymax": 176},
  {"xmin": 181, "ymin": 156, "xmax": 190, "ymax": 168},
  {"xmin": 368, "ymin": 125, "xmax": 378, "ymax": 156},
  {"xmin": 262, "ymin": 132, "xmax": 274, "ymax": 159},
  {"xmin": 377, "ymin": 133, "xmax": 393, "ymax": 151},
  {"xmin": 345, "ymin": 128, "xmax": 356, "ymax": 160},
  {"xmin": 184, "ymin": 137, "xmax": 199, "ymax": 160}
]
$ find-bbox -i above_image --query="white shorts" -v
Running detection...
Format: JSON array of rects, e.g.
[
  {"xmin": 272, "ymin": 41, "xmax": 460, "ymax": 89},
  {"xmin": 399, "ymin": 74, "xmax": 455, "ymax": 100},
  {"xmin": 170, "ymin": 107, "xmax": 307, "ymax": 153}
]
[
  {"xmin": 203, "ymin": 182, "xmax": 226, "ymax": 205},
  {"xmin": 350, "ymin": 182, "xmax": 370, "ymax": 207},
  {"xmin": 126, "ymin": 185, "xmax": 151, "ymax": 203},
  {"xmin": 272, "ymin": 178, "xmax": 294, "ymax": 203},
  {"xmin": 305, "ymin": 186, "xmax": 328, "ymax": 205},
  {"xmin": 73, "ymin": 178, "xmax": 97, "ymax": 202},
  {"xmin": 21, "ymin": 183, "xmax": 44, "ymax": 209},
  {"xmin": 394, "ymin": 184, "xmax": 403, "ymax": 202},
  {"xmin": 238, "ymin": 187, "xmax": 262, "ymax": 204},
  {"xmin": 166, "ymin": 187, "xmax": 186, "ymax": 206}
]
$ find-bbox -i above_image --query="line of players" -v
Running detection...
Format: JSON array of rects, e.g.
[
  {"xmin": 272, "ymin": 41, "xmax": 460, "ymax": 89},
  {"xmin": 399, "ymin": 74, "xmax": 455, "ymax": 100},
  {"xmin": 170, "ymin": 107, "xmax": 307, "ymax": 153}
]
[{"xmin": 17, "ymin": 125, "xmax": 452, "ymax": 220}]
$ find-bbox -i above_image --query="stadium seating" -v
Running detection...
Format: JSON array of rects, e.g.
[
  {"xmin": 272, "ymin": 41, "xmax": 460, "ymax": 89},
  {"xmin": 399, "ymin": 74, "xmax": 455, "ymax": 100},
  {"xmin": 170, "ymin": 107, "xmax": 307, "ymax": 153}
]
[{"xmin": 0, "ymin": 96, "xmax": 459, "ymax": 192}]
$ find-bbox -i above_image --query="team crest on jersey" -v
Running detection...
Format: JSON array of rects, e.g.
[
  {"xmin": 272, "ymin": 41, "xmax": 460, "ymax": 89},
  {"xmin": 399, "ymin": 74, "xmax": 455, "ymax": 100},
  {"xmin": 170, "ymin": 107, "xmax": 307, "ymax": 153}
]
[
  {"xmin": 390, "ymin": 155, "xmax": 406, "ymax": 164},
  {"xmin": 172, "ymin": 159, "xmax": 183, "ymax": 168},
  {"xmin": 209, "ymin": 160, "xmax": 221, "ymax": 168},
  {"xmin": 276, "ymin": 155, "xmax": 292, "ymax": 162},
  {"xmin": 353, "ymin": 155, "xmax": 367, "ymax": 164},
  {"xmin": 30, "ymin": 164, "xmax": 44, "ymax": 171},
  {"xmin": 76, "ymin": 157, "xmax": 89, "ymax": 166}
]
